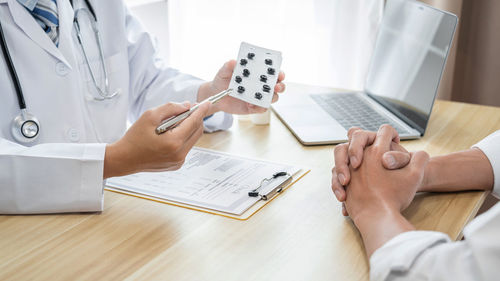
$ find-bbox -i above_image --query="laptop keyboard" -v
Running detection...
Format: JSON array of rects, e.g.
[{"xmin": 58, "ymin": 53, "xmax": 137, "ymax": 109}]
[{"xmin": 310, "ymin": 94, "xmax": 410, "ymax": 134}]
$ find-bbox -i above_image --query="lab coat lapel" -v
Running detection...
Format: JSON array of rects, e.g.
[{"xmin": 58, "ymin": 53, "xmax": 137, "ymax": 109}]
[
  {"xmin": 55, "ymin": 0, "xmax": 74, "ymax": 69},
  {"xmin": 6, "ymin": 0, "xmax": 71, "ymax": 67}
]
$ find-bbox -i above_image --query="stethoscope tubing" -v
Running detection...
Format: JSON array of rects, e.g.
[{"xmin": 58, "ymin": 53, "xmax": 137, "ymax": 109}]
[{"xmin": 0, "ymin": 19, "xmax": 26, "ymax": 110}]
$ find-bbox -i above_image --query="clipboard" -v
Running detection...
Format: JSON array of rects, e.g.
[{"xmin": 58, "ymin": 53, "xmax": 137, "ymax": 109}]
[{"xmin": 105, "ymin": 147, "xmax": 309, "ymax": 220}]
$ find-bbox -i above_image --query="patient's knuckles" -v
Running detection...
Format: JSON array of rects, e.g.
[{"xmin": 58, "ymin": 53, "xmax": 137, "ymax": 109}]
[
  {"xmin": 334, "ymin": 143, "xmax": 347, "ymax": 156},
  {"xmin": 379, "ymin": 124, "xmax": 394, "ymax": 133},
  {"xmin": 351, "ymin": 130, "xmax": 367, "ymax": 142}
]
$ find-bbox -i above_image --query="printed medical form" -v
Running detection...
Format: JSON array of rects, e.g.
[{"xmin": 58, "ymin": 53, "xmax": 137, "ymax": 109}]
[{"xmin": 106, "ymin": 148, "xmax": 301, "ymax": 215}]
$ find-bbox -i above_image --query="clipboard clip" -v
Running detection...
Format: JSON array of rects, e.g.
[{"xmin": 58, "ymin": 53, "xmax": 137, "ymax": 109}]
[{"xmin": 248, "ymin": 172, "xmax": 291, "ymax": 200}]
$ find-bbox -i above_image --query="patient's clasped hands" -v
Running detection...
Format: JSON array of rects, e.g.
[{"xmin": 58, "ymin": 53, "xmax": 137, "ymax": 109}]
[
  {"xmin": 331, "ymin": 125, "xmax": 430, "ymax": 256},
  {"xmin": 332, "ymin": 125, "xmax": 430, "ymax": 216}
]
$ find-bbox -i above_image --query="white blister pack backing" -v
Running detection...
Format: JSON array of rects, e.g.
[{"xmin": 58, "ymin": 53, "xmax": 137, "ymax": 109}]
[{"xmin": 228, "ymin": 42, "xmax": 282, "ymax": 108}]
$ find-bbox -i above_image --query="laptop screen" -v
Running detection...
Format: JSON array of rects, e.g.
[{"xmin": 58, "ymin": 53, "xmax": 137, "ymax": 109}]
[{"xmin": 365, "ymin": 0, "xmax": 457, "ymax": 134}]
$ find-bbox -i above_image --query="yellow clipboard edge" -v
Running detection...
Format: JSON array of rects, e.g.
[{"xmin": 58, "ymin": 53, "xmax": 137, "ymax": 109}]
[{"xmin": 104, "ymin": 169, "xmax": 311, "ymax": 221}]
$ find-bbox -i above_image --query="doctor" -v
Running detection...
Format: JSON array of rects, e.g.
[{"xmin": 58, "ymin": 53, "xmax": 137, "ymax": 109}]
[{"xmin": 0, "ymin": 0, "xmax": 286, "ymax": 214}]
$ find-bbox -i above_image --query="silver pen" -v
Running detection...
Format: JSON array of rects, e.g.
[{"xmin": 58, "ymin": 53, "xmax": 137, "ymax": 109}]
[{"xmin": 155, "ymin": 88, "xmax": 233, "ymax": 134}]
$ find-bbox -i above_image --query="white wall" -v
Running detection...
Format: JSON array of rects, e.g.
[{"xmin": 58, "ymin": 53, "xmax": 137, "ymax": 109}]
[{"xmin": 126, "ymin": 0, "xmax": 384, "ymax": 91}]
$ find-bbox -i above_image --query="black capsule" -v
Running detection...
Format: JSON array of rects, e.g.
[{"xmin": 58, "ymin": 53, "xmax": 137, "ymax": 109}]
[
  {"xmin": 237, "ymin": 86, "xmax": 245, "ymax": 93},
  {"xmin": 265, "ymin": 59, "xmax": 273, "ymax": 65},
  {"xmin": 260, "ymin": 75, "xmax": 267, "ymax": 83},
  {"xmin": 243, "ymin": 69, "xmax": 250, "ymax": 77},
  {"xmin": 235, "ymin": 76, "xmax": 242, "ymax": 83},
  {"xmin": 255, "ymin": 92, "xmax": 263, "ymax": 100},
  {"xmin": 240, "ymin": 59, "xmax": 248, "ymax": 66},
  {"xmin": 267, "ymin": 67, "xmax": 275, "ymax": 75},
  {"xmin": 263, "ymin": 85, "xmax": 271, "ymax": 93},
  {"xmin": 247, "ymin": 52, "xmax": 255, "ymax": 60}
]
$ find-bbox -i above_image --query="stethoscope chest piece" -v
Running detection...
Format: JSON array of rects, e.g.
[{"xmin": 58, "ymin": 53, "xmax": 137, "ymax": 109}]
[{"xmin": 11, "ymin": 109, "xmax": 40, "ymax": 143}]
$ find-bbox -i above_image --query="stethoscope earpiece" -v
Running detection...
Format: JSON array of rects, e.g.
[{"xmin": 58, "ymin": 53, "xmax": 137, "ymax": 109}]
[{"xmin": 11, "ymin": 109, "xmax": 40, "ymax": 144}]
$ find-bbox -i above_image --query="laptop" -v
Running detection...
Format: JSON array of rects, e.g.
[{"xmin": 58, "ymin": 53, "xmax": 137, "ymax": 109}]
[{"xmin": 272, "ymin": 0, "xmax": 458, "ymax": 145}]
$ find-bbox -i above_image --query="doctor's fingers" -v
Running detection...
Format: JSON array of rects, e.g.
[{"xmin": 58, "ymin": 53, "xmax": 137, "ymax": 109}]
[
  {"xmin": 178, "ymin": 124, "xmax": 204, "ymax": 160},
  {"xmin": 150, "ymin": 102, "xmax": 191, "ymax": 124},
  {"xmin": 246, "ymin": 104, "xmax": 268, "ymax": 114},
  {"xmin": 271, "ymin": 93, "xmax": 280, "ymax": 103},
  {"xmin": 274, "ymin": 83, "xmax": 286, "ymax": 95},
  {"xmin": 159, "ymin": 123, "xmax": 204, "ymax": 170},
  {"xmin": 168, "ymin": 101, "xmax": 211, "ymax": 140},
  {"xmin": 218, "ymin": 60, "xmax": 237, "ymax": 79},
  {"xmin": 166, "ymin": 128, "xmax": 204, "ymax": 171},
  {"xmin": 277, "ymin": 71, "xmax": 285, "ymax": 83}
]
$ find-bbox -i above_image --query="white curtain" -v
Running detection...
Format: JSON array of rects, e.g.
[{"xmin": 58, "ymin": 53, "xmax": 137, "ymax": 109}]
[{"xmin": 166, "ymin": 0, "xmax": 384, "ymax": 91}]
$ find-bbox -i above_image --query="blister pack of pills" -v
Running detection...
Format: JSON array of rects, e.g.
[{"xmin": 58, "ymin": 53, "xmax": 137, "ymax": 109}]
[{"xmin": 228, "ymin": 42, "xmax": 282, "ymax": 108}]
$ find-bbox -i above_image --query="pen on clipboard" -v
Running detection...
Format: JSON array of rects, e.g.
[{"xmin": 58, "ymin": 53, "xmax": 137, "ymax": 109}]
[
  {"xmin": 155, "ymin": 88, "xmax": 233, "ymax": 134},
  {"xmin": 248, "ymin": 172, "xmax": 292, "ymax": 200}
]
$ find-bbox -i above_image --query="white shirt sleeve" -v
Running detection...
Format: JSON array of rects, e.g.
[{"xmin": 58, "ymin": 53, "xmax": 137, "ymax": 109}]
[
  {"xmin": 123, "ymin": 5, "xmax": 232, "ymax": 132},
  {"xmin": 473, "ymin": 130, "xmax": 500, "ymax": 198},
  {"xmin": 0, "ymin": 138, "xmax": 106, "ymax": 214},
  {"xmin": 370, "ymin": 203, "xmax": 500, "ymax": 281}
]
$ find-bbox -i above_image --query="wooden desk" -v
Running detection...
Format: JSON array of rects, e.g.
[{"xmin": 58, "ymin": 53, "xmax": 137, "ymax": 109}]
[{"xmin": 1, "ymin": 85, "xmax": 499, "ymax": 280}]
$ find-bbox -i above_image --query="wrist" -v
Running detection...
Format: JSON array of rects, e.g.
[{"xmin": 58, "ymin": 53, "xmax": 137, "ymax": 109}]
[
  {"xmin": 351, "ymin": 203, "xmax": 399, "ymax": 226},
  {"xmin": 418, "ymin": 157, "xmax": 437, "ymax": 192},
  {"xmin": 103, "ymin": 142, "xmax": 138, "ymax": 179},
  {"xmin": 352, "ymin": 205, "xmax": 415, "ymax": 258},
  {"xmin": 103, "ymin": 143, "xmax": 118, "ymax": 179}
]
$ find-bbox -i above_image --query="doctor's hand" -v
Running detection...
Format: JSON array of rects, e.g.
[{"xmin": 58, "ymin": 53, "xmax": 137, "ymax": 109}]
[
  {"xmin": 198, "ymin": 60, "xmax": 286, "ymax": 115},
  {"xmin": 332, "ymin": 126, "xmax": 411, "ymax": 215},
  {"xmin": 103, "ymin": 102, "xmax": 211, "ymax": 179}
]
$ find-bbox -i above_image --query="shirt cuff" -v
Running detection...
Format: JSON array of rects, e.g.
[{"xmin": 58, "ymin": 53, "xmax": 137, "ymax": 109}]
[
  {"xmin": 203, "ymin": 112, "xmax": 234, "ymax": 133},
  {"xmin": 79, "ymin": 143, "xmax": 106, "ymax": 212},
  {"xmin": 370, "ymin": 231, "xmax": 450, "ymax": 281},
  {"xmin": 472, "ymin": 131, "xmax": 500, "ymax": 198}
]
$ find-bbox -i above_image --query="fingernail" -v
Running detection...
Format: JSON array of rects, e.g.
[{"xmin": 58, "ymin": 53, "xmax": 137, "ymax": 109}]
[
  {"xmin": 350, "ymin": 156, "xmax": 357, "ymax": 166},
  {"xmin": 338, "ymin": 173, "xmax": 346, "ymax": 185},
  {"xmin": 385, "ymin": 155, "xmax": 396, "ymax": 168},
  {"xmin": 334, "ymin": 189, "xmax": 341, "ymax": 200}
]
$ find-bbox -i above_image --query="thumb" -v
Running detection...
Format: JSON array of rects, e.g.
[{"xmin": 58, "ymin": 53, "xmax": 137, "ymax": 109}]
[
  {"xmin": 192, "ymin": 101, "xmax": 212, "ymax": 118},
  {"xmin": 152, "ymin": 102, "xmax": 190, "ymax": 123},
  {"xmin": 217, "ymin": 60, "xmax": 236, "ymax": 79},
  {"xmin": 408, "ymin": 151, "xmax": 430, "ymax": 173},
  {"xmin": 382, "ymin": 151, "xmax": 411, "ymax": 169}
]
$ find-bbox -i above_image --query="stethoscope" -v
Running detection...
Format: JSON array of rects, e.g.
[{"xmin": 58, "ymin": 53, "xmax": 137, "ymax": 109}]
[{"xmin": 0, "ymin": 0, "xmax": 119, "ymax": 144}]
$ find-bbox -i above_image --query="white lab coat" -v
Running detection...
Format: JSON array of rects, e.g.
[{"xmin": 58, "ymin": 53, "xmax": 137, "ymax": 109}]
[{"xmin": 0, "ymin": 0, "xmax": 232, "ymax": 214}]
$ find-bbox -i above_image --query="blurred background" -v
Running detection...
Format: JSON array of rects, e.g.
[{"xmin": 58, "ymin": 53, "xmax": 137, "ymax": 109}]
[{"xmin": 127, "ymin": 0, "xmax": 500, "ymax": 107}]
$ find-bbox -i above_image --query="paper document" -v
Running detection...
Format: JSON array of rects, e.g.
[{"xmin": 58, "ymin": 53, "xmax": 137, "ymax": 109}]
[{"xmin": 106, "ymin": 147, "xmax": 301, "ymax": 215}]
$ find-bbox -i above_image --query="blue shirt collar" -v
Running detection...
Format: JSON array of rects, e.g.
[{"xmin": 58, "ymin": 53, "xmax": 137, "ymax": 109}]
[{"xmin": 16, "ymin": 0, "xmax": 38, "ymax": 11}]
